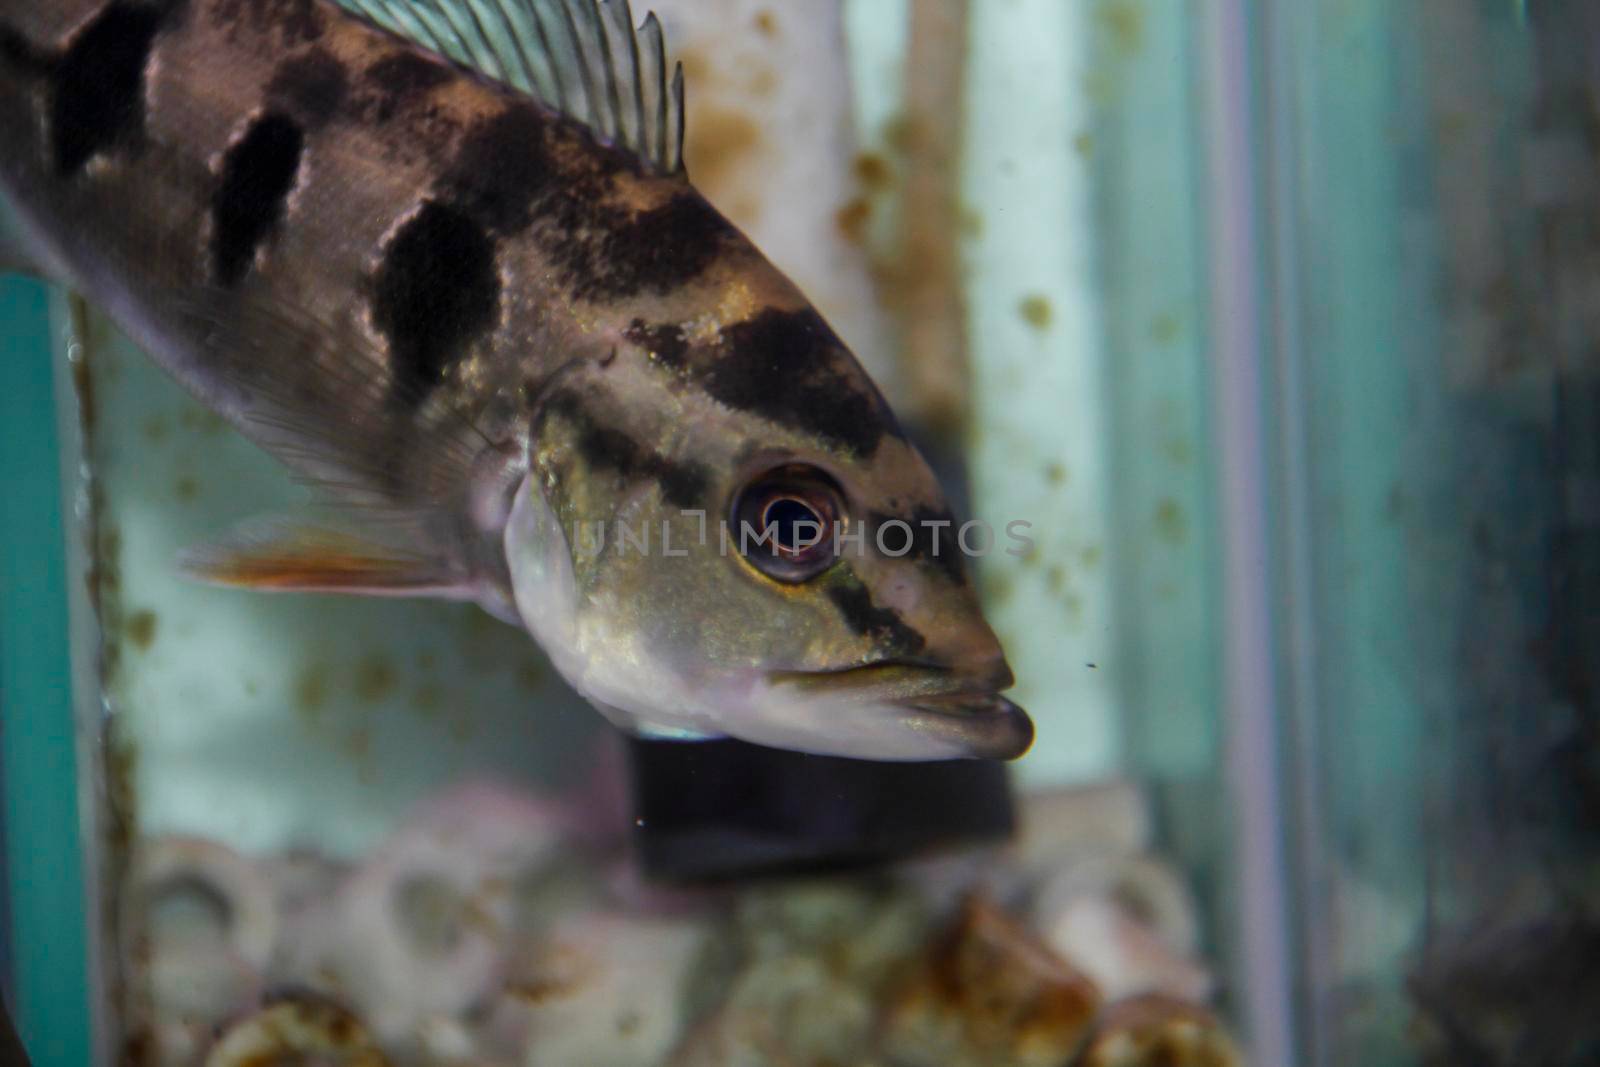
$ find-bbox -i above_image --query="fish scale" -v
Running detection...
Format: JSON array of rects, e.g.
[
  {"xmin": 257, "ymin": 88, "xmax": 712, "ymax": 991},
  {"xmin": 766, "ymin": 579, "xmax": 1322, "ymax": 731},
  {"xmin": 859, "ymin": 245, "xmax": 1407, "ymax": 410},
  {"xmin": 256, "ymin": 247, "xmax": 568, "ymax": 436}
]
[{"xmin": 0, "ymin": 0, "xmax": 1034, "ymax": 761}]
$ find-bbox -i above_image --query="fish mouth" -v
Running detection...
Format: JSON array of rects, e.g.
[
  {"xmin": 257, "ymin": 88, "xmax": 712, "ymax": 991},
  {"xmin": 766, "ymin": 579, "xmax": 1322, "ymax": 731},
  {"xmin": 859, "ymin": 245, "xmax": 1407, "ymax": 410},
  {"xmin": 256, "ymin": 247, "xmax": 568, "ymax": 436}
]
[
  {"xmin": 768, "ymin": 662, "xmax": 1034, "ymax": 761},
  {"xmin": 893, "ymin": 691, "xmax": 1035, "ymax": 761}
]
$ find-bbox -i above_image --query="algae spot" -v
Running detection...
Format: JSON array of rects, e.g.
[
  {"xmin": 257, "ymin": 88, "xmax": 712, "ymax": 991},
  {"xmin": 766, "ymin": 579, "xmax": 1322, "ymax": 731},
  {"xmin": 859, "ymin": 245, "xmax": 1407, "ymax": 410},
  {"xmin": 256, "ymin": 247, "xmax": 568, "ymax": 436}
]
[
  {"xmin": 411, "ymin": 681, "xmax": 443, "ymax": 715},
  {"xmin": 345, "ymin": 726, "xmax": 372, "ymax": 760},
  {"xmin": 1161, "ymin": 437, "xmax": 1194, "ymax": 465},
  {"xmin": 836, "ymin": 197, "xmax": 873, "ymax": 243},
  {"xmin": 1073, "ymin": 131, "xmax": 1095, "ymax": 158},
  {"xmin": 747, "ymin": 65, "xmax": 777, "ymax": 96},
  {"xmin": 1043, "ymin": 462, "xmax": 1068, "ymax": 487},
  {"xmin": 125, "ymin": 609, "xmax": 158, "ymax": 651},
  {"xmin": 174, "ymin": 476, "xmax": 199, "ymax": 502},
  {"xmin": 1095, "ymin": 0, "xmax": 1146, "ymax": 56},
  {"xmin": 754, "ymin": 9, "xmax": 777, "ymax": 36},
  {"xmin": 354, "ymin": 654, "xmax": 397, "ymax": 703},
  {"xmin": 1079, "ymin": 545, "xmax": 1103, "ymax": 569},
  {"xmin": 179, "ymin": 407, "xmax": 228, "ymax": 435},
  {"xmin": 296, "ymin": 662, "xmax": 331, "ymax": 719},
  {"xmin": 684, "ymin": 104, "xmax": 761, "ymax": 198},
  {"xmin": 1150, "ymin": 312, "xmax": 1182, "ymax": 345},
  {"xmin": 1019, "ymin": 295, "xmax": 1054, "ymax": 331},
  {"xmin": 1153, "ymin": 498, "xmax": 1187, "ymax": 545},
  {"xmin": 141, "ymin": 414, "xmax": 169, "ymax": 443},
  {"xmin": 1046, "ymin": 565, "xmax": 1068, "ymax": 595},
  {"xmin": 515, "ymin": 661, "xmax": 544, "ymax": 693},
  {"xmin": 979, "ymin": 567, "xmax": 1014, "ymax": 607},
  {"xmin": 884, "ymin": 113, "xmax": 927, "ymax": 156},
  {"xmin": 854, "ymin": 152, "xmax": 894, "ymax": 191}
]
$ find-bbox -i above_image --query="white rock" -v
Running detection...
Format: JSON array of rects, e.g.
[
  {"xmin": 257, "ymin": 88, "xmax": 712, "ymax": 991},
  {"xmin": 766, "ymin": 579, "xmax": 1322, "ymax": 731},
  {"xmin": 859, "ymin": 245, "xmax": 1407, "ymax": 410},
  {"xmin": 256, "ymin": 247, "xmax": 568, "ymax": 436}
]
[{"xmin": 498, "ymin": 911, "xmax": 710, "ymax": 1067}]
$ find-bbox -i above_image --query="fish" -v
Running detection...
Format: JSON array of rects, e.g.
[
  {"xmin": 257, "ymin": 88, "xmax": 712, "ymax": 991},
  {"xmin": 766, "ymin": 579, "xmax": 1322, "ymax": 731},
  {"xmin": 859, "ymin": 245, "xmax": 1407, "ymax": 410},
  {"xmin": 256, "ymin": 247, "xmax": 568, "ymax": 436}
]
[{"xmin": 0, "ymin": 0, "xmax": 1033, "ymax": 760}]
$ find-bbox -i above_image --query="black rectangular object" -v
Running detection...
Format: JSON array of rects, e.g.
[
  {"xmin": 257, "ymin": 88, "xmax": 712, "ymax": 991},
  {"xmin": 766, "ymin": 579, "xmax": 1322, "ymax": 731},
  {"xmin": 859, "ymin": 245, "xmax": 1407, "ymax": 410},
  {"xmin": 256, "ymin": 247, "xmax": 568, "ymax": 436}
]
[{"xmin": 627, "ymin": 736, "xmax": 1016, "ymax": 882}]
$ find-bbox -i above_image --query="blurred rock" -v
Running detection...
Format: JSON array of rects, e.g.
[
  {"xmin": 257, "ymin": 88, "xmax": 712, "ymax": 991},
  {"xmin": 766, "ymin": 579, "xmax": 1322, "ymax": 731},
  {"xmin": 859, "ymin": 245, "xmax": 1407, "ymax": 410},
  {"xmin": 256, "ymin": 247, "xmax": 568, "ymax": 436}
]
[
  {"xmin": 280, "ymin": 783, "xmax": 570, "ymax": 1046},
  {"xmin": 1039, "ymin": 894, "xmax": 1211, "ymax": 1004},
  {"xmin": 495, "ymin": 911, "xmax": 709, "ymax": 1067},
  {"xmin": 203, "ymin": 993, "xmax": 390, "ymax": 1066},
  {"xmin": 1076, "ymin": 995, "xmax": 1242, "ymax": 1067},
  {"xmin": 667, "ymin": 879, "xmax": 928, "ymax": 1066},
  {"xmin": 880, "ymin": 893, "xmax": 1101, "ymax": 1067}
]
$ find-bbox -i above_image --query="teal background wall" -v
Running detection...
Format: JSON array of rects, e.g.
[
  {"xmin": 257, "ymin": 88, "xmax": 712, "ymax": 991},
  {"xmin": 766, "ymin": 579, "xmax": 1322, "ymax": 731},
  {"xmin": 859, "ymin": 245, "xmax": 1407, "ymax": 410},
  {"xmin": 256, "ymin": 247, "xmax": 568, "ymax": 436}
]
[{"xmin": 0, "ymin": 276, "xmax": 91, "ymax": 1065}]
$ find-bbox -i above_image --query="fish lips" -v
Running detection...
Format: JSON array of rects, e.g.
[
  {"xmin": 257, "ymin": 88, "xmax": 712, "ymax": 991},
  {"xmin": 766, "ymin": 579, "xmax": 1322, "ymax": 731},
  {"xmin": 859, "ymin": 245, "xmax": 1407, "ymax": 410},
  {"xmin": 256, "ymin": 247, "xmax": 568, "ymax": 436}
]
[
  {"xmin": 766, "ymin": 664, "xmax": 1034, "ymax": 761},
  {"xmin": 893, "ymin": 691, "xmax": 1035, "ymax": 761}
]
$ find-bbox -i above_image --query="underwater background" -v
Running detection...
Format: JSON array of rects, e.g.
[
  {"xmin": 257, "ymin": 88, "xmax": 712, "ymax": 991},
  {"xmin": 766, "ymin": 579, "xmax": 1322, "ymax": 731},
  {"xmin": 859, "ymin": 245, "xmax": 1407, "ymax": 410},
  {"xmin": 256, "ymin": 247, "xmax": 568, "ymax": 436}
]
[{"xmin": 3, "ymin": 0, "xmax": 1598, "ymax": 1064}]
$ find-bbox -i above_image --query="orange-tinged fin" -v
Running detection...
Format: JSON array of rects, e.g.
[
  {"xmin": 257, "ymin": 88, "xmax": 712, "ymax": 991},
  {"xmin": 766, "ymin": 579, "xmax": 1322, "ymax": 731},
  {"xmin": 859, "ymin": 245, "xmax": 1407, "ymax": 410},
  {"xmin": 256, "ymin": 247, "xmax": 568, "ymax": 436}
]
[{"xmin": 178, "ymin": 519, "xmax": 466, "ymax": 597}]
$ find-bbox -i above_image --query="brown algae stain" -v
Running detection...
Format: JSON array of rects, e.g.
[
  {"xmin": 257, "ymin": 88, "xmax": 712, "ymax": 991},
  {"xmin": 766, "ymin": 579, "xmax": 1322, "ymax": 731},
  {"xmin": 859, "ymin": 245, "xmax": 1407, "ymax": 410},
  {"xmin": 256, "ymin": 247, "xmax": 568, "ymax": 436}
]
[
  {"xmin": 1046, "ymin": 565, "xmax": 1069, "ymax": 595},
  {"xmin": 1150, "ymin": 312, "xmax": 1182, "ymax": 345},
  {"xmin": 1073, "ymin": 132, "xmax": 1095, "ymax": 158},
  {"xmin": 353, "ymin": 654, "xmax": 396, "ymax": 703},
  {"xmin": 1043, "ymin": 462, "xmax": 1068, "ymax": 487},
  {"xmin": 174, "ymin": 476, "xmax": 199, "ymax": 502},
  {"xmin": 754, "ymin": 9, "xmax": 777, "ymax": 36},
  {"xmin": 1153, "ymin": 498, "xmax": 1188, "ymax": 545},
  {"xmin": 684, "ymin": 105, "xmax": 762, "ymax": 196},
  {"xmin": 1020, "ymin": 295, "xmax": 1054, "ymax": 331},
  {"xmin": 295, "ymin": 662, "xmax": 331, "ymax": 721},
  {"xmin": 411, "ymin": 681, "xmax": 443, "ymax": 716},
  {"xmin": 1095, "ymin": 0, "xmax": 1146, "ymax": 56},
  {"xmin": 178, "ymin": 406, "xmax": 228, "ymax": 436},
  {"xmin": 836, "ymin": 197, "xmax": 873, "ymax": 244},
  {"xmin": 854, "ymin": 152, "xmax": 894, "ymax": 192},
  {"xmin": 125, "ymin": 610, "xmax": 158, "ymax": 651}
]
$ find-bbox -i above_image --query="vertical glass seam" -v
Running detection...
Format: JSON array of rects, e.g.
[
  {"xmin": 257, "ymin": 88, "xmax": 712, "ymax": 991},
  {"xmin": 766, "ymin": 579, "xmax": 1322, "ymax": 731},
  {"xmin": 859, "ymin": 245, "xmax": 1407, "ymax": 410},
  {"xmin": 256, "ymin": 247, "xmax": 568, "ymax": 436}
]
[{"xmin": 1198, "ymin": 2, "xmax": 1298, "ymax": 1063}]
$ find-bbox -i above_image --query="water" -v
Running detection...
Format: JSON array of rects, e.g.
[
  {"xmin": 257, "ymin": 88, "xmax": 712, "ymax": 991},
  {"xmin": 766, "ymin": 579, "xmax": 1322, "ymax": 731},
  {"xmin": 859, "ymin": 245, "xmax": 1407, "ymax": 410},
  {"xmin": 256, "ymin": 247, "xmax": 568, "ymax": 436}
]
[{"xmin": 2, "ymin": 0, "xmax": 1597, "ymax": 1064}]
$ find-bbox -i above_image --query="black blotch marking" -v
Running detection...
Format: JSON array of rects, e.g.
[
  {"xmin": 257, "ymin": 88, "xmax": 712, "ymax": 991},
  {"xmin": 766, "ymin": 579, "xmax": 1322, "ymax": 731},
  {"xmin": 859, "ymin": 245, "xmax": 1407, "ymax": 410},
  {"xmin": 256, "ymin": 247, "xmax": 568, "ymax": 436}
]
[
  {"xmin": 371, "ymin": 202, "xmax": 500, "ymax": 401},
  {"xmin": 266, "ymin": 47, "xmax": 347, "ymax": 128},
  {"xmin": 51, "ymin": 3, "xmax": 165, "ymax": 175},
  {"xmin": 211, "ymin": 113, "xmax": 304, "ymax": 286},
  {"xmin": 442, "ymin": 105, "xmax": 559, "ymax": 235},
  {"xmin": 625, "ymin": 319, "xmax": 689, "ymax": 369},
  {"xmin": 213, "ymin": 0, "xmax": 321, "ymax": 44},
  {"xmin": 0, "ymin": 23, "xmax": 54, "ymax": 75},
  {"xmin": 705, "ymin": 309, "xmax": 899, "ymax": 457},
  {"xmin": 869, "ymin": 506, "xmax": 966, "ymax": 582},
  {"xmin": 363, "ymin": 51, "xmax": 452, "ymax": 122},
  {"xmin": 545, "ymin": 391, "xmax": 710, "ymax": 509},
  {"xmin": 565, "ymin": 194, "xmax": 739, "ymax": 302},
  {"xmin": 827, "ymin": 580, "xmax": 927, "ymax": 656}
]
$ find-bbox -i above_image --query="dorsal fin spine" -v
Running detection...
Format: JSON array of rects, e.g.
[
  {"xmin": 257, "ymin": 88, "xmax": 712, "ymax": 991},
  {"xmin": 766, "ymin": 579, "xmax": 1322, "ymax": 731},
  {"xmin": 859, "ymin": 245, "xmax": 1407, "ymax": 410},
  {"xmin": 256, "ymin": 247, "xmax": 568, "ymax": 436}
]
[
  {"xmin": 594, "ymin": 3, "xmax": 628, "ymax": 147},
  {"xmin": 669, "ymin": 60, "xmax": 684, "ymax": 172},
  {"xmin": 336, "ymin": 0, "xmax": 686, "ymax": 174},
  {"xmin": 639, "ymin": 12, "xmax": 666, "ymax": 166},
  {"xmin": 611, "ymin": 0, "xmax": 646, "ymax": 156},
  {"xmin": 460, "ymin": 2, "xmax": 514, "ymax": 83},
  {"xmin": 477, "ymin": 0, "xmax": 540, "ymax": 98},
  {"xmin": 522, "ymin": 3, "xmax": 565, "ymax": 109}
]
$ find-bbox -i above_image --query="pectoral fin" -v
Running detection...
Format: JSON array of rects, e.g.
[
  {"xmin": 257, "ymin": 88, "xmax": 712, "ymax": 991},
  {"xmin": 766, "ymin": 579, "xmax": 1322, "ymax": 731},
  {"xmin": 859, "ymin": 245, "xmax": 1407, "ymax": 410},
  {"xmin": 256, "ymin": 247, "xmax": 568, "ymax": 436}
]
[{"xmin": 179, "ymin": 518, "xmax": 468, "ymax": 597}]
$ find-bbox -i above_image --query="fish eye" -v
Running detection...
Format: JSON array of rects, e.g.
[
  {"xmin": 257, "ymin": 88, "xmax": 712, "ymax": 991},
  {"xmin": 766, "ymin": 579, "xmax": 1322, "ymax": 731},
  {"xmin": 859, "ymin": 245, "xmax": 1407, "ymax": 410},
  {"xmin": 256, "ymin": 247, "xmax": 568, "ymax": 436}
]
[{"xmin": 730, "ymin": 465, "xmax": 845, "ymax": 583}]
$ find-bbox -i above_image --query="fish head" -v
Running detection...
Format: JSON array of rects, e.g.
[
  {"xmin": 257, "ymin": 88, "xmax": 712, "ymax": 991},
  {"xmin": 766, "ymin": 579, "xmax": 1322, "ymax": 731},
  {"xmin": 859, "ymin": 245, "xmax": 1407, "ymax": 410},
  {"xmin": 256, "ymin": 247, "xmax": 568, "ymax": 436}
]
[{"xmin": 505, "ymin": 303, "xmax": 1031, "ymax": 762}]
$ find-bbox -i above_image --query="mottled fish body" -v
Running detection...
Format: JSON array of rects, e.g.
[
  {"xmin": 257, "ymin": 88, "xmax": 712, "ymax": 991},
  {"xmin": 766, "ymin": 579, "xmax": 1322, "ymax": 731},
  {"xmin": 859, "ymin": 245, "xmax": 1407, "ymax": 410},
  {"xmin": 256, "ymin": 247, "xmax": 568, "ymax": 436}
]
[{"xmin": 0, "ymin": 0, "xmax": 1032, "ymax": 760}]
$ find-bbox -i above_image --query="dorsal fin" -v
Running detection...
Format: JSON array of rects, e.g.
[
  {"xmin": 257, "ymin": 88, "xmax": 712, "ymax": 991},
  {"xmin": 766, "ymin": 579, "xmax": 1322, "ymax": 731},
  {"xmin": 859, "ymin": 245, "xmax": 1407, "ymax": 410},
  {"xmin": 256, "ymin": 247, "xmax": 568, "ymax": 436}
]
[{"xmin": 339, "ymin": 0, "xmax": 686, "ymax": 173}]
